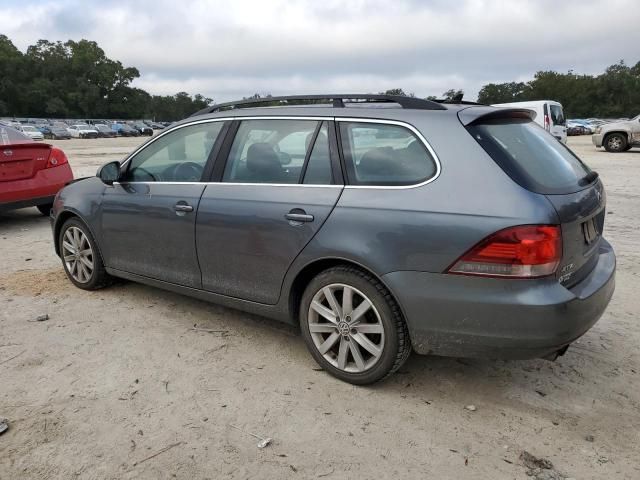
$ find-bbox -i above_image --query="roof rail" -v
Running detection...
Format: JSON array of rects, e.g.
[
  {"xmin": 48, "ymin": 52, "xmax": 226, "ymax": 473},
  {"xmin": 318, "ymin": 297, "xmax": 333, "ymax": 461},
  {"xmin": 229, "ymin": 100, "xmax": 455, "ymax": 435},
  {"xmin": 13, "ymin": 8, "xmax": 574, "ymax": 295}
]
[{"xmin": 191, "ymin": 94, "xmax": 447, "ymax": 116}]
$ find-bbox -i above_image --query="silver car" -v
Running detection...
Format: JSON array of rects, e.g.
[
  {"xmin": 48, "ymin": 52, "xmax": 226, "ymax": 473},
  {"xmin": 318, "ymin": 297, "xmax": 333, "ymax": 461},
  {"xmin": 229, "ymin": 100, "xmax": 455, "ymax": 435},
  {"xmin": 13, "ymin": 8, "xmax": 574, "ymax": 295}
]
[{"xmin": 50, "ymin": 94, "xmax": 615, "ymax": 384}]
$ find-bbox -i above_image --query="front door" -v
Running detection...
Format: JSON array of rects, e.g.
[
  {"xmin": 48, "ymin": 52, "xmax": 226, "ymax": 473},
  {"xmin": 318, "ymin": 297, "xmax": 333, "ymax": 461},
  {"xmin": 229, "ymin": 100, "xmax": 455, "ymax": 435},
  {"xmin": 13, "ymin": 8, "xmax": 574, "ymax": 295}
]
[
  {"xmin": 197, "ymin": 118, "xmax": 343, "ymax": 304},
  {"xmin": 100, "ymin": 120, "xmax": 227, "ymax": 288}
]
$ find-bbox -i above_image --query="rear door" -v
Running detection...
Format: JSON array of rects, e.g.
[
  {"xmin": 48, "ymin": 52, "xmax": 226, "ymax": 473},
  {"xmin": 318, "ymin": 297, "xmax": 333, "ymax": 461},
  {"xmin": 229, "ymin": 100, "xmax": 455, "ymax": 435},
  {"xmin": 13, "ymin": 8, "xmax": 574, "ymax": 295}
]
[
  {"xmin": 465, "ymin": 114, "xmax": 604, "ymax": 285},
  {"xmin": 196, "ymin": 117, "xmax": 343, "ymax": 304},
  {"xmin": 100, "ymin": 120, "xmax": 227, "ymax": 287}
]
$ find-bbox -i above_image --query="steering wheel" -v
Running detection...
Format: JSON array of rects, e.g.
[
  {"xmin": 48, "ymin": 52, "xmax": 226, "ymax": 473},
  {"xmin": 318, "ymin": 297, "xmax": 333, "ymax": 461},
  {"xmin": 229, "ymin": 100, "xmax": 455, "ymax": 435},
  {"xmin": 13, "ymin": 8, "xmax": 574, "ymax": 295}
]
[{"xmin": 173, "ymin": 162, "xmax": 204, "ymax": 182}]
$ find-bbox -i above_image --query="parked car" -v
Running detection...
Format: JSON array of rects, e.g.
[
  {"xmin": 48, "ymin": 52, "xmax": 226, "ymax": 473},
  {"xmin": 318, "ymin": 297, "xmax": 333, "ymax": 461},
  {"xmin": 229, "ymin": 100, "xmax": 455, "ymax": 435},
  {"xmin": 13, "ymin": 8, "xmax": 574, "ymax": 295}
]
[
  {"xmin": 111, "ymin": 123, "xmax": 140, "ymax": 137},
  {"xmin": 592, "ymin": 114, "xmax": 640, "ymax": 152},
  {"xmin": 17, "ymin": 125, "xmax": 45, "ymax": 141},
  {"xmin": 145, "ymin": 121, "xmax": 165, "ymax": 130},
  {"xmin": 130, "ymin": 122, "xmax": 153, "ymax": 136},
  {"xmin": 50, "ymin": 94, "xmax": 615, "ymax": 384},
  {"xmin": 492, "ymin": 100, "xmax": 568, "ymax": 143},
  {"xmin": 0, "ymin": 124, "xmax": 73, "ymax": 215},
  {"xmin": 68, "ymin": 124, "xmax": 99, "ymax": 139},
  {"xmin": 41, "ymin": 126, "xmax": 72, "ymax": 140},
  {"xmin": 94, "ymin": 124, "xmax": 117, "ymax": 138}
]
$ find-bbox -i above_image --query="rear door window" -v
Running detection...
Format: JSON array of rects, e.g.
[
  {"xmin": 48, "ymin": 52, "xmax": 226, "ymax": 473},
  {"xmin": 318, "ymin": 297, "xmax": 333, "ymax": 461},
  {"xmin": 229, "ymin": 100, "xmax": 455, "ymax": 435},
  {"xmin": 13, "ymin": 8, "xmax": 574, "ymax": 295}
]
[
  {"xmin": 222, "ymin": 119, "xmax": 319, "ymax": 184},
  {"xmin": 467, "ymin": 119, "xmax": 591, "ymax": 194},
  {"xmin": 338, "ymin": 122, "xmax": 437, "ymax": 186}
]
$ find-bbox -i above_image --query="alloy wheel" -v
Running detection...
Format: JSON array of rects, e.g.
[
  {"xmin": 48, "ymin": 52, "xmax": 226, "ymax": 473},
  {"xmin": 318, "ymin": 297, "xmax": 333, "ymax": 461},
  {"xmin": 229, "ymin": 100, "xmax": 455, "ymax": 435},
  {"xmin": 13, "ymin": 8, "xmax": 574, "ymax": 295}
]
[
  {"xmin": 307, "ymin": 283, "xmax": 385, "ymax": 373},
  {"xmin": 61, "ymin": 226, "xmax": 94, "ymax": 283}
]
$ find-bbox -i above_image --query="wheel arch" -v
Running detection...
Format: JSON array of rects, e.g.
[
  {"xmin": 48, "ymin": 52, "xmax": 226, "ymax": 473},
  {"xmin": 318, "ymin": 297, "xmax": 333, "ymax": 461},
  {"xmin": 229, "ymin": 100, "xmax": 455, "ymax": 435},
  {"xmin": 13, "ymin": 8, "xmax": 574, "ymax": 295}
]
[
  {"xmin": 54, "ymin": 209, "xmax": 103, "ymax": 261},
  {"xmin": 603, "ymin": 130, "xmax": 631, "ymax": 142},
  {"xmin": 287, "ymin": 257, "xmax": 408, "ymax": 327}
]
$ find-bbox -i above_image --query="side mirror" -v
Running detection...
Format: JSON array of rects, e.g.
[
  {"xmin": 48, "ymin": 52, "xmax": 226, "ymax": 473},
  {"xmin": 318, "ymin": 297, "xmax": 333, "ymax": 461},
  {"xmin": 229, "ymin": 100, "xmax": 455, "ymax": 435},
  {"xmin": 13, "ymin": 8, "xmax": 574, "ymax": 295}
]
[{"xmin": 97, "ymin": 161, "xmax": 120, "ymax": 185}]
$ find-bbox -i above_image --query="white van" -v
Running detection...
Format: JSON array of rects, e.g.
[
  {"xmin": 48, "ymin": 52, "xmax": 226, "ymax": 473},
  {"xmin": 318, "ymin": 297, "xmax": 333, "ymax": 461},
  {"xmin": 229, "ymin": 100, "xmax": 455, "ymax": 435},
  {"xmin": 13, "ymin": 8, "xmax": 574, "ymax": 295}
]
[{"xmin": 492, "ymin": 100, "xmax": 567, "ymax": 144}]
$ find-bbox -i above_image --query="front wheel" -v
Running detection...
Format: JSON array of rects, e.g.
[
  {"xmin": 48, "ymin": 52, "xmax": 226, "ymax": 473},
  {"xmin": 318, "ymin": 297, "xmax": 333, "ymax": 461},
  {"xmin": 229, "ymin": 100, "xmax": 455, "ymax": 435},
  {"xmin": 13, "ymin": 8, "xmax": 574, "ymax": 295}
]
[
  {"xmin": 604, "ymin": 133, "xmax": 628, "ymax": 152},
  {"xmin": 59, "ymin": 218, "xmax": 112, "ymax": 290},
  {"xmin": 300, "ymin": 266, "xmax": 411, "ymax": 385}
]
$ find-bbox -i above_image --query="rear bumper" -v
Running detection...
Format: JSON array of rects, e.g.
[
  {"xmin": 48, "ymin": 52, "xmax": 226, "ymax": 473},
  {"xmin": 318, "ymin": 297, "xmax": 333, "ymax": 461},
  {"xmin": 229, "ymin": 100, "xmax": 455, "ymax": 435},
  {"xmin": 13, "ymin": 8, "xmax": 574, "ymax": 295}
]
[
  {"xmin": 0, "ymin": 164, "xmax": 73, "ymax": 211},
  {"xmin": 592, "ymin": 134, "xmax": 604, "ymax": 147},
  {"xmin": 383, "ymin": 238, "xmax": 616, "ymax": 359}
]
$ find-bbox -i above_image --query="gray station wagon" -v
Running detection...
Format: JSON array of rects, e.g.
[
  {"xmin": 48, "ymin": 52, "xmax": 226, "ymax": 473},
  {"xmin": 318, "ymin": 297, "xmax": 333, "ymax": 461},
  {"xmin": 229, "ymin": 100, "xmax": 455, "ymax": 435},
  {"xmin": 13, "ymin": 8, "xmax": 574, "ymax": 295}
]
[{"xmin": 50, "ymin": 94, "xmax": 616, "ymax": 384}]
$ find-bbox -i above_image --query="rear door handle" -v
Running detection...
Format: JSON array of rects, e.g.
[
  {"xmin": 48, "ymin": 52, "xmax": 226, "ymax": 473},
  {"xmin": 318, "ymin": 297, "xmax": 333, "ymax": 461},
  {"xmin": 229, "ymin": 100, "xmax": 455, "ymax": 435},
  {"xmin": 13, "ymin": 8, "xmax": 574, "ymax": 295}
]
[{"xmin": 285, "ymin": 211, "xmax": 314, "ymax": 223}]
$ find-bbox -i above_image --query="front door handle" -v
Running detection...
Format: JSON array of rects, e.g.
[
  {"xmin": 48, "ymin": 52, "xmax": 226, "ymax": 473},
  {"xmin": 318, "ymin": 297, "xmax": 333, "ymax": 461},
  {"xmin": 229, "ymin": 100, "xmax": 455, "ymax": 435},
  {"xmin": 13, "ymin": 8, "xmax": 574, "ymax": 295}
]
[
  {"xmin": 285, "ymin": 210, "xmax": 314, "ymax": 223},
  {"xmin": 174, "ymin": 202, "xmax": 194, "ymax": 213}
]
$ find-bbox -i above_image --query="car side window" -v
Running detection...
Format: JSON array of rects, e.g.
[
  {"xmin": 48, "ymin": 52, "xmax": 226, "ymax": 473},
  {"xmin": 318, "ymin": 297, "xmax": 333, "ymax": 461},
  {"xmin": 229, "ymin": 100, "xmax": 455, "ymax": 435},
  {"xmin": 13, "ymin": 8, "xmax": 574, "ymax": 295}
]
[
  {"xmin": 122, "ymin": 122, "xmax": 224, "ymax": 182},
  {"xmin": 339, "ymin": 122, "xmax": 437, "ymax": 186},
  {"xmin": 303, "ymin": 122, "xmax": 332, "ymax": 185},
  {"xmin": 223, "ymin": 119, "xmax": 319, "ymax": 184}
]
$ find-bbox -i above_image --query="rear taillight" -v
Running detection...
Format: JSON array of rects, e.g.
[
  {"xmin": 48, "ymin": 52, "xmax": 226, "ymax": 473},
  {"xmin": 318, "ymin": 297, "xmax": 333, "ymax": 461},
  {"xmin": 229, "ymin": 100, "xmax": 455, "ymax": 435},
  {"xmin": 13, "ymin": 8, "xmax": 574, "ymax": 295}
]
[
  {"xmin": 46, "ymin": 147, "xmax": 68, "ymax": 168},
  {"xmin": 447, "ymin": 225, "xmax": 562, "ymax": 278},
  {"xmin": 544, "ymin": 114, "xmax": 551, "ymax": 131}
]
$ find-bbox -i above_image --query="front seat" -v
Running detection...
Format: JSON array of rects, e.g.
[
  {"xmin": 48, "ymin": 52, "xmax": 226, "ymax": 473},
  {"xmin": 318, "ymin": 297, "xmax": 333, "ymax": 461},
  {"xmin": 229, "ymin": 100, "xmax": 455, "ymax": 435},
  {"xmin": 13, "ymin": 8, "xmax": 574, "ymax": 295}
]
[{"xmin": 245, "ymin": 142, "xmax": 287, "ymax": 183}]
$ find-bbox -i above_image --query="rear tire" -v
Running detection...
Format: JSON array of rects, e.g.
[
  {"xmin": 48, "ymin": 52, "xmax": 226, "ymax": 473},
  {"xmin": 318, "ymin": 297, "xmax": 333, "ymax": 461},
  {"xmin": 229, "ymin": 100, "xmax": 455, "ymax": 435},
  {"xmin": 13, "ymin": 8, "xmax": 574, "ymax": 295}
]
[
  {"xmin": 59, "ymin": 218, "xmax": 112, "ymax": 290},
  {"xmin": 604, "ymin": 133, "xmax": 627, "ymax": 152},
  {"xmin": 299, "ymin": 266, "xmax": 411, "ymax": 385},
  {"xmin": 36, "ymin": 203, "xmax": 53, "ymax": 216}
]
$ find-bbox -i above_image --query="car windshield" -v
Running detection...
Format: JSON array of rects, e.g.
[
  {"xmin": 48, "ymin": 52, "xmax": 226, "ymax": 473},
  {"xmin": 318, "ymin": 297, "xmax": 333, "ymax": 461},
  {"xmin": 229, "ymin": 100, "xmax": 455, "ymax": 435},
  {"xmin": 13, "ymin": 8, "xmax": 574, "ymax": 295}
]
[
  {"xmin": 467, "ymin": 118, "xmax": 591, "ymax": 194},
  {"xmin": 23, "ymin": 126, "xmax": 37, "ymax": 132},
  {"xmin": 76, "ymin": 124, "xmax": 91, "ymax": 129},
  {"xmin": 549, "ymin": 104, "xmax": 565, "ymax": 126}
]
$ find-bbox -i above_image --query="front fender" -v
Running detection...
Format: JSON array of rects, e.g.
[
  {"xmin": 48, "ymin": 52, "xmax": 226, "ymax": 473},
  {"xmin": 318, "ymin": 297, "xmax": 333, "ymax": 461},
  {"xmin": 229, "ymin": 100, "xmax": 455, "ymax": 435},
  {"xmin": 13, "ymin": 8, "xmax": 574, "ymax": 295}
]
[{"xmin": 52, "ymin": 177, "xmax": 106, "ymax": 256}]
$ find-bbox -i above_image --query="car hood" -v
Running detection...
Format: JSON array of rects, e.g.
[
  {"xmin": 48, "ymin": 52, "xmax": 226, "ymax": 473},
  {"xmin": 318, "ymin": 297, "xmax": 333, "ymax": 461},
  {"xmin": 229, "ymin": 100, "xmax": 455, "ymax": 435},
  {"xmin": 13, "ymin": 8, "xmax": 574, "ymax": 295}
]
[{"xmin": 602, "ymin": 121, "xmax": 631, "ymax": 130}]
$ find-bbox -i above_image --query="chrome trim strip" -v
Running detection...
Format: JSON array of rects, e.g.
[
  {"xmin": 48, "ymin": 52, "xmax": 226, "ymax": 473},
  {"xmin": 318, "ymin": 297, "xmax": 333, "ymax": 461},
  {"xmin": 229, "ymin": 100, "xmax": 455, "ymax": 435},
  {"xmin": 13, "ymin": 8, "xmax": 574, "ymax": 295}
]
[
  {"xmin": 334, "ymin": 117, "xmax": 441, "ymax": 190},
  {"xmin": 112, "ymin": 181, "xmax": 343, "ymax": 188},
  {"xmin": 117, "ymin": 115, "xmax": 441, "ymax": 191}
]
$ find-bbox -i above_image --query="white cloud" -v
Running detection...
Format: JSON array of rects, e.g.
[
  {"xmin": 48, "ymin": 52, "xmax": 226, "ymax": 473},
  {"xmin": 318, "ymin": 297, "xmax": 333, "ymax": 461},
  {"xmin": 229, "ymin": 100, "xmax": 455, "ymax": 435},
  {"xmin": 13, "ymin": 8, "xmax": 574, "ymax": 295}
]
[{"xmin": 2, "ymin": 0, "xmax": 639, "ymax": 101}]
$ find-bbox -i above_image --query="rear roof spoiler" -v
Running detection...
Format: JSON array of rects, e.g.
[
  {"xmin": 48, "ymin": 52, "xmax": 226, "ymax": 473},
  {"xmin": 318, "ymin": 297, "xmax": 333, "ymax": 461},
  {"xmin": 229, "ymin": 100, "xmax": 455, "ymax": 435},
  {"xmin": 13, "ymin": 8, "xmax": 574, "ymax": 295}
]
[{"xmin": 457, "ymin": 106, "xmax": 536, "ymax": 126}]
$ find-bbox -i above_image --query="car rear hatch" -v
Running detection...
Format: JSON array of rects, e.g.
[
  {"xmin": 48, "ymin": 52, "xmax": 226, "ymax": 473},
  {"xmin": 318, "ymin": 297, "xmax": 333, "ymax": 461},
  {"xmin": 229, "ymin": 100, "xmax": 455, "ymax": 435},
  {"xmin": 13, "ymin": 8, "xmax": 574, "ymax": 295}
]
[
  {"xmin": 459, "ymin": 106, "xmax": 605, "ymax": 286},
  {"xmin": 0, "ymin": 142, "xmax": 52, "ymax": 182}
]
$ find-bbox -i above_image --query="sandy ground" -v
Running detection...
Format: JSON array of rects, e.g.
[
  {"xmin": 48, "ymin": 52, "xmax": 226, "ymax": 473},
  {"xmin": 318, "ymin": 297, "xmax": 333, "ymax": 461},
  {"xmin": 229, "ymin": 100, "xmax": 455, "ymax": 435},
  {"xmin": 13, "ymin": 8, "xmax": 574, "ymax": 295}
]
[{"xmin": 1, "ymin": 135, "xmax": 639, "ymax": 480}]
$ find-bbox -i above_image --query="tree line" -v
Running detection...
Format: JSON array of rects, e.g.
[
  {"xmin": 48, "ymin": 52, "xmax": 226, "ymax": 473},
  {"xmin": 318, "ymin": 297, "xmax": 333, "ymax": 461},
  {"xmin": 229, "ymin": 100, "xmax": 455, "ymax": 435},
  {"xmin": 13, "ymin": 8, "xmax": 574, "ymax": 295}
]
[
  {"xmin": 477, "ymin": 61, "xmax": 640, "ymax": 118},
  {"xmin": 0, "ymin": 35, "xmax": 212, "ymax": 121}
]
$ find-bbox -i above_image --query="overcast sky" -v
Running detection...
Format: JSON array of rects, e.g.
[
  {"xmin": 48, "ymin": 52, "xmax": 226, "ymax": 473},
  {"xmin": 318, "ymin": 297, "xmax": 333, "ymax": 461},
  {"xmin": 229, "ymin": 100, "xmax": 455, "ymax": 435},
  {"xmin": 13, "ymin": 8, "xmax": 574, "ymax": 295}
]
[{"xmin": 2, "ymin": 0, "xmax": 639, "ymax": 102}]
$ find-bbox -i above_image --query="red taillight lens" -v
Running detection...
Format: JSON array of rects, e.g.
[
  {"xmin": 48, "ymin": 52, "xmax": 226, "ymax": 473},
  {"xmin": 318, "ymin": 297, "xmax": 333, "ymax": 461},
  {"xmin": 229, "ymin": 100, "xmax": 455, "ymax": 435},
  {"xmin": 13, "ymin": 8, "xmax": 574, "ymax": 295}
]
[
  {"xmin": 544, "ymin": 114, "xmax": 551, "ymax": 130},
  {"xmin": 447, "ymin": 225, "xmax": 562, "ymax": 278},
  {"xmin": 46, "ymin": 147, "xmax": 68, "ymax": 168}
]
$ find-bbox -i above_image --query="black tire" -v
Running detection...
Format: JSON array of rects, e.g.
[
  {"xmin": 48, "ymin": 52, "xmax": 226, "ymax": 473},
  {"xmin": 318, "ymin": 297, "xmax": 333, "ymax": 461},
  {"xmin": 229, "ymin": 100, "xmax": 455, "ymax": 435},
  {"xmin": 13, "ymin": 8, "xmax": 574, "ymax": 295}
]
[
  {"xmin": 604, "ymin": 133, "xmax": 628, "ymax": 153},
  {"xmin": 299, "ymin": 265, "xmax": 411, "ymax": 385},
  {"xmin": 59, "ymin": 217, "xmax": 112, "ymax": 290},
  {"xmin": 36, "ymin": 203, "xmax": 53, "ymax": 216}
]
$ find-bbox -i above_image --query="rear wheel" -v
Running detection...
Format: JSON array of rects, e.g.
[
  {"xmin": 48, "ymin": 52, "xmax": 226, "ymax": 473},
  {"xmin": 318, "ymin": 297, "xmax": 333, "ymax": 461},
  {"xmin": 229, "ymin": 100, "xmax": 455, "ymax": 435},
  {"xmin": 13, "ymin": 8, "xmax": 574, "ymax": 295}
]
[
  {"xmin": 604, "ymin": 133, "xmax": 627, "ymax": 152},
  {"xmin": 36, "ymin": 203, "xmax": 53, "ymax": 216},
  {"xmin": 300, "ymin": 266, "xmax": 411, "ymax": 384},
  {"xmin": 59, "ymin": 218, "xmax": 112, "ymax": 290}
]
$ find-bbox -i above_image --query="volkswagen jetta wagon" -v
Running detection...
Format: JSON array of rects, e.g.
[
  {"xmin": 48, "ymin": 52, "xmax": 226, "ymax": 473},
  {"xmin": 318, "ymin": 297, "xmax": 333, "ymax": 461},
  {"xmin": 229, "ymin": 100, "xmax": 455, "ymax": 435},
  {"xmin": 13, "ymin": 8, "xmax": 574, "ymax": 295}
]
[{"xmin": 50, "ymin": 94, "xmax": 615, "ymax": 384}]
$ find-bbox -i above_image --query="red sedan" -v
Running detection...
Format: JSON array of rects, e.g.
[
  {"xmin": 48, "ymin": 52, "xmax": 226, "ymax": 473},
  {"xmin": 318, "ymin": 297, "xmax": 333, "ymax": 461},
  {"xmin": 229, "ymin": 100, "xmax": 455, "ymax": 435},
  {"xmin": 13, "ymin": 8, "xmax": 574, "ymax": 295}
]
[{"xmin": 0, "ymin": 125, "xmax": 73, "ymax": 215}]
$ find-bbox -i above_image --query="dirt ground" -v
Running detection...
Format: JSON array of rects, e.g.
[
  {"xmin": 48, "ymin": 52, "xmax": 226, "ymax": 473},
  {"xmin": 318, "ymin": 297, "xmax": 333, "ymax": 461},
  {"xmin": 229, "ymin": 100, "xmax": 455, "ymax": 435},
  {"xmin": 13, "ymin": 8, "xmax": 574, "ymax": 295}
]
[{"xmin": 1, "ymin": 135, "xmax": 639, "ymax": 480}]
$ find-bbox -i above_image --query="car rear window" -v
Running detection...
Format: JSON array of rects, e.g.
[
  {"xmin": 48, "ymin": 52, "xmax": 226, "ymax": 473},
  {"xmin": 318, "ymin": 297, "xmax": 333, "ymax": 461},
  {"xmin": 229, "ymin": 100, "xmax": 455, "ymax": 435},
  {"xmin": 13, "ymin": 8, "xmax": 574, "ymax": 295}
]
[
  {"xmin": 0, "ymin": 126, "xmax": 33, "ymax": 144},
  {"xmin": 467, "ymin": 119, "xmax": 591, "ymax": 194}
]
